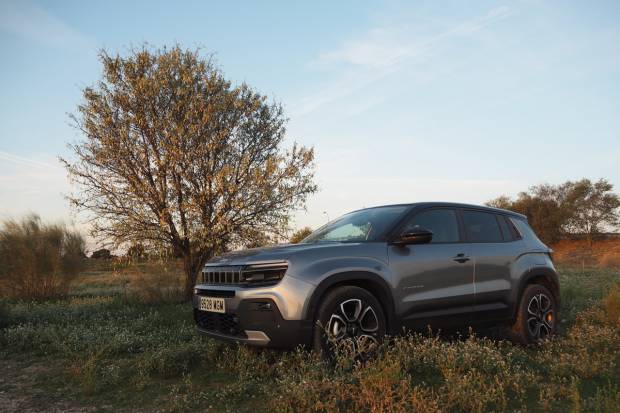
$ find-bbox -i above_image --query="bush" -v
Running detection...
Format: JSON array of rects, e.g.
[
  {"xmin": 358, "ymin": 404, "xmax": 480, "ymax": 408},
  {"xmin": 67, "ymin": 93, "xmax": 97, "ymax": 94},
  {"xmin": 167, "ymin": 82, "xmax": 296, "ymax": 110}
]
[
  {"xmin": 0, "ymin": 214, "xmax": 86, "ymax": 299},
  {"xmin": 600, "ymin": 253, "xmax": 620, "ymax": 269},
  {"xmin": 0, "ymin": 300, "xmax": 10, "ymax": 329},
  {"xmin": 91, "ymin": 248, "xmax": 112, "ymax": 259}
]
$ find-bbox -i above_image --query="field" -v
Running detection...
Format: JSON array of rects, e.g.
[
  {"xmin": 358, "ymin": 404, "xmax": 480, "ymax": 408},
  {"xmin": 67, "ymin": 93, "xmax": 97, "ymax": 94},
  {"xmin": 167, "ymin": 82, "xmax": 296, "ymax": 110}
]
[{"xmin": 1, "ymin": 259, "xmax": 619, "ymax": 412}]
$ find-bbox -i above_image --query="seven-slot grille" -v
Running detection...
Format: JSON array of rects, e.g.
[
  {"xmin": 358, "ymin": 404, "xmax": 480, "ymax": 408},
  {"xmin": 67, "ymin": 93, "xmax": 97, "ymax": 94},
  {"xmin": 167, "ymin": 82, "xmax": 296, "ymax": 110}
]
[
  {"xmin": 202, "ymin": 265, "xmax": 243, "ymax": 284},
  {"xmin": 201, "ymin": 262, "xmax": 288, "ymax": 286}
]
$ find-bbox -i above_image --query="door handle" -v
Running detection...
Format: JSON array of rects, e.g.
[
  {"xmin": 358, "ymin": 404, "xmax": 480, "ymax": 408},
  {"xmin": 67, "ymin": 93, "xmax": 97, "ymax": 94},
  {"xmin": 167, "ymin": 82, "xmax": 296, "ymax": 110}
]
[{"xmin": 453, "ymin": 253, "xmax": 470, "ymax": 263}]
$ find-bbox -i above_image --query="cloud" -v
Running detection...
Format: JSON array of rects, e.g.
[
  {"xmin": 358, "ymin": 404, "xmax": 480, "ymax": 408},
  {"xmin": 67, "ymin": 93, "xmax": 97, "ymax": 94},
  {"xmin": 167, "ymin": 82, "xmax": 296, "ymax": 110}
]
[
  {"xmin": 0, "ymin": 0, "xmax": 93, "ymax": 49},
  {"xmin": 315, "ymin": 27, "xmax": 415, "ymax": 69},
  {"xmin": 292, "ymin": 6, "xmax": 512, "ymax": 117},
  {"xmin": 0, "ymin": 150, "xmax": 60, "ymax": 170}
]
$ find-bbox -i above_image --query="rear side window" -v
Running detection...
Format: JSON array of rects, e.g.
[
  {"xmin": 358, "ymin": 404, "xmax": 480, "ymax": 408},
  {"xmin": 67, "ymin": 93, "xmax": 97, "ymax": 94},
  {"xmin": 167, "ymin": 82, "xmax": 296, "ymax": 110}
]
[
  {"xmin": 402, "ymin": 209, "xmax": 460, "ymax": 243},
  {"xmin": 462, "ymin": 210, "xmax": 503, "ymax": 243},
  {"xmin": 510, "ymin": 217, "xmax": 543, "ymax": 244},
  {"xmin": 497, "ymin": 215, "xmax": 515, "ymax": 241}
]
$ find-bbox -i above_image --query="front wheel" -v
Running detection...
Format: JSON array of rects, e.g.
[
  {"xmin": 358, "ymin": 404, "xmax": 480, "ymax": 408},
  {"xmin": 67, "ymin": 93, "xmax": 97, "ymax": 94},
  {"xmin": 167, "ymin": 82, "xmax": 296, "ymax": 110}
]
[
  {"xmin": 509, "ymin": 284, "xmax": 558, "ymax": 344},
  {"xmin": 312, "ymin": 286, "xmax": 387, "ymax": 359}
]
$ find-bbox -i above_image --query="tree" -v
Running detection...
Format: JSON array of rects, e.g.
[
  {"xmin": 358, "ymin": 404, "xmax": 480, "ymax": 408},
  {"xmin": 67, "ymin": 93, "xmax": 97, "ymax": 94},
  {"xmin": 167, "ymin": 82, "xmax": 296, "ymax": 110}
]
[
  {"xmin": 487, "ymin": 178, "xmax": 620, "ymax": 245},
  {"xmin": 126, "ymin": 243, "xmax": 146, "ymax": 259},
  {"xmin": 487, "ymin": 189, "xmax": 569, "ymax": 244},
  {"xmin": 290, "ymin": 227, "xmax": 313, "ymax": 244},
  {"xmin": 63, "ymin": 45, "xmax": 317, "ymax": 298},
  {"xmin": 563, "ymin": 178, "xmax": 620, "ymax": 246},
  {"xmin": 244, "ymin": 231, "xmax": 274, "ymax": 249}
]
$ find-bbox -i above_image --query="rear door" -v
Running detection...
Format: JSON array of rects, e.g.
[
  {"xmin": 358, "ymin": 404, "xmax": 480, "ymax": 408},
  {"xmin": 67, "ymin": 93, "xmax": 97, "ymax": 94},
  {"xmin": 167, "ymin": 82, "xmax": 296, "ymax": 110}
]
[
  {"xmin": 459, "ymin": 210, "xmax": 519, "ymax": 322},
  {"xmin": 388, "ymin": 208, "xmax": 475, "ymax": 329}
]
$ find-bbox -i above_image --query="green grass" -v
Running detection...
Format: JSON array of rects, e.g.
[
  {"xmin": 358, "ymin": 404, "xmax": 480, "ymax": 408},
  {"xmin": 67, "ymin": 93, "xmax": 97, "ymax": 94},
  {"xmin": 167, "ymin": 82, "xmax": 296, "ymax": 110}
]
[{"xmin": 0, "ymin": 264, "xmax": 619, "ymax": 412}]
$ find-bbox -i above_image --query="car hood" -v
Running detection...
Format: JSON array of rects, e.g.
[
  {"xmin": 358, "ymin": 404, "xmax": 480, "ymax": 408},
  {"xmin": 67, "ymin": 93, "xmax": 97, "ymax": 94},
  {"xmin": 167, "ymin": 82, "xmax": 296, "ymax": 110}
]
[{"xmin": 206, "ymin": 242, "xmax": 357, "ymax": 266}]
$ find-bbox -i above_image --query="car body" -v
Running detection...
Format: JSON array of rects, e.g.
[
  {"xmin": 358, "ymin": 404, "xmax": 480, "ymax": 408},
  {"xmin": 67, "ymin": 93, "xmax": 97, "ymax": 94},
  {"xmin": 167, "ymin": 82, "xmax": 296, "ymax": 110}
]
[{"xmin": 192, "ymin": 202, "xmax": 560, "ymax": 350}]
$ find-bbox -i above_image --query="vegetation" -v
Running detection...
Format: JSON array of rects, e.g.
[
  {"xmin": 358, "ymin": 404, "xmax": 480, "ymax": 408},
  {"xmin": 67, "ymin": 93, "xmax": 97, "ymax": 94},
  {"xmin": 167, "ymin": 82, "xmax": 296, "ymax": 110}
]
[
  {"xmin": 0, "ymin": 260, "xmax": 618, "ymax": 412},
  {"xmin": 0, "ymin": 215, "xmax": 86, "ymax": 299},
  {"xmin": 91, "ymin": 248, "xmax": 112, "ymax": 259},
  {"xmin": 488, "ymin": 178, "xmax": 620, "ymax": 245},
  {"xmin": 290, "ymin": 226, "xmax": 313, "ymax": 244},
  {"xmin": 62, "ymin": 44, "xmax": 317, "ymax": 299}
]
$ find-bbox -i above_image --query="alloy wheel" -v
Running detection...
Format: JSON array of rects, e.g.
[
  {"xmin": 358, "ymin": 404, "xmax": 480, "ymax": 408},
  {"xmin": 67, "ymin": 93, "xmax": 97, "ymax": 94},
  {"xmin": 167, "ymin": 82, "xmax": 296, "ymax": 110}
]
[
  {"xmin": 526, "ymin": 293, "xmax": 554, "ymax": 340},
  {"xmin": 326, "ymin": 298, "xmax": 380, "ymax": 353}
]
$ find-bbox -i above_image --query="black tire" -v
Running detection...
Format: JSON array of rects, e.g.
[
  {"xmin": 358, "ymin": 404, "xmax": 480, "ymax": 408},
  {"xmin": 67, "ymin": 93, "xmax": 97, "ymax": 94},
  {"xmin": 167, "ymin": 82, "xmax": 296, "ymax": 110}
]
[
  {"xmin": 509, "ymin": 284, "xmax": 558, "ymax": 344},
  {"xmin": 312, "ymin": 285, "xmax": 387, "ymax": 358}
]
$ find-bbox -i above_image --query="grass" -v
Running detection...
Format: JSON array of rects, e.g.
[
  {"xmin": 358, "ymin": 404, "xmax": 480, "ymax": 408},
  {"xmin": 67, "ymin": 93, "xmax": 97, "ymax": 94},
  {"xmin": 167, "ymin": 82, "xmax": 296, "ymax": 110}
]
[{"xmin": 0, "ymin": 262, "xmax": 619, "ymax": 412}]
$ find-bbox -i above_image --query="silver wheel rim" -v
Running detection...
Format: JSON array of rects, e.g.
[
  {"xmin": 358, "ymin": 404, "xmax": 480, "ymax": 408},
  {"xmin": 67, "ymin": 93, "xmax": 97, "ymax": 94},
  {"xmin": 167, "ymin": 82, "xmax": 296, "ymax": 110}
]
[
  {"xmin": 526, "ymin": 293, "xmax": 554, "ymax": 340},
  {"xmin": 326, "ymin": 299, "xmax": 380, "ymax": 352}
]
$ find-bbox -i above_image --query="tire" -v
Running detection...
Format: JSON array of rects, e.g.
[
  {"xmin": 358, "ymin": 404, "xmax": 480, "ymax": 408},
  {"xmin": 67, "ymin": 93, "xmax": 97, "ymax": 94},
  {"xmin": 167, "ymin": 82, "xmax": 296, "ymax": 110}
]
[
  {"xmin": 509, "ymin": 284, "xmax": 558, "ymax": 344},
  {"xmin": 312, "ymin": 285, "xmax": 387, "ymax": 358}
]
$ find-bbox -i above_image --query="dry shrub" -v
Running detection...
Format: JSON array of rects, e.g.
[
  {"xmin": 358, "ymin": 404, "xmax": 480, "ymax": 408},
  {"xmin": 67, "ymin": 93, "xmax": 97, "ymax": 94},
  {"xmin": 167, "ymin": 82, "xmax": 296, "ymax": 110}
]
[
  {"xmin": 120, "ymin": 259, "xmax": 185, "ymax": 303},
  {"xmin": 0, "ymin": 215, "xmax": 85, "ymax": 299},
  {"xmin": 602, "ymin": 284, "xmax": 620, "ymax": 325},
  {"xmin": 599, "ymin": 253, "xmax": 620, "ymax": 269}
]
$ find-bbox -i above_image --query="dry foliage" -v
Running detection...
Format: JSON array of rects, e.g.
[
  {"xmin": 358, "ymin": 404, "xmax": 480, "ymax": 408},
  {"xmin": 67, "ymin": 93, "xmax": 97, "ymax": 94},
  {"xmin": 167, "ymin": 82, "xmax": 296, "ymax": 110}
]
[
  {"xmin": 0, "ymin": 215, "xmax": 86, "ymax": 299},
  {"xmin": 290, "ymin": 226, "xmax": 313, "ymax": 244},
  {"xmin": 552, "ymin": 238, "xmax": 620, "ymax": 268},
  {"xmin": 488, "ymin": 178, "xmax": 620, "ymax": 245},
  {"xmin": 63, "ymin": 44, "xmax": 317, "ymax": 298}
]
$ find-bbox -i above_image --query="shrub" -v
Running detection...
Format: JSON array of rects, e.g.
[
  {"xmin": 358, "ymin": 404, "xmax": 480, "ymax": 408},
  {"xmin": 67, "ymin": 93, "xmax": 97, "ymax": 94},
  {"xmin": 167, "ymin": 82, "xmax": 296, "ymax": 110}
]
[
  {"xmin": 602, "ymin": 284, "xmax": 620, "ymax": 325},
  {"xmin": 91, "ymin": 248, "xmax": 112, "ymax": 259},
  {"xmin": 599, "ymin": 253, "xmax": 620, "ymax": 269},
  {"xmin": 0, "ymin": 215, "xmax": 86, "ymax": 299},
  {"xmin": 0, "ymin": 299, "xmax": 10, "ymax": 329}
]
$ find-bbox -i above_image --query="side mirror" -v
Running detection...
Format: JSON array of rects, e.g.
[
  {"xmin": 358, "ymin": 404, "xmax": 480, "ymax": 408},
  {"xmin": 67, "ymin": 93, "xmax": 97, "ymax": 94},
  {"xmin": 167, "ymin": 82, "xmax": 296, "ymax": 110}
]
[{"xmin": 392, "ymin": 228, "xmax": 433, "ymax": 246}]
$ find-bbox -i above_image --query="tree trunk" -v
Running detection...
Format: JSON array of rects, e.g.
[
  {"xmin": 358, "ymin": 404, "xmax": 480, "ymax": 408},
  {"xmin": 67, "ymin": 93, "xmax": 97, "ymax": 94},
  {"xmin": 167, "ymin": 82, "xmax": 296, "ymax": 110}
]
[{"xmin": 182, "ymin": 251, "xmax": 211, "ymax": 300}]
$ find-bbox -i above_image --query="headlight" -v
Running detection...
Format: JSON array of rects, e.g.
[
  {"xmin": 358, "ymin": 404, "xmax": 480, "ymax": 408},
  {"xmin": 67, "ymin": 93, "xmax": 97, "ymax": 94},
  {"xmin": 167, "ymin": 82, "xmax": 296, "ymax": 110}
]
[{"xmin": 241, "ymin": 262, "xmax": 288, "ymax": 284}]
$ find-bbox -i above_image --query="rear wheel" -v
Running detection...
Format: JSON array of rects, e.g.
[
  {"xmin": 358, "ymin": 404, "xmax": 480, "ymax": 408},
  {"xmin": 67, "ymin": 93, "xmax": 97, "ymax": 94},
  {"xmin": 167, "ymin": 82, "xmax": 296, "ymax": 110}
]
[
  {"xmin": 312, "ymin": 286, "xmax": 387, "ymax": 358},
  {"xmin": 509, "ymin": 284, "xmax": 557, "ymax": 344}
]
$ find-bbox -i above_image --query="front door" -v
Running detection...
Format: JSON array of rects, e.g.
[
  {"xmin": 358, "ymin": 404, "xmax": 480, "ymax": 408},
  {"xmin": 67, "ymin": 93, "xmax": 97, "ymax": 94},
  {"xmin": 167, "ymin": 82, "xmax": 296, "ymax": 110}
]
[{"xmin": 388, "ymin": 208, "xmax": 475, "ymax": 330}]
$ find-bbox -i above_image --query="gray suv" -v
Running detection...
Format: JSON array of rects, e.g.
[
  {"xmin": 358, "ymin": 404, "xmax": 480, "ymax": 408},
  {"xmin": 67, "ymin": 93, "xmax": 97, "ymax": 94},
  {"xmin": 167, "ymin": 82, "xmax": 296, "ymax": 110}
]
[{"xmin": 193, "ymin": 203, "xmax": 559, "ymax": 353}]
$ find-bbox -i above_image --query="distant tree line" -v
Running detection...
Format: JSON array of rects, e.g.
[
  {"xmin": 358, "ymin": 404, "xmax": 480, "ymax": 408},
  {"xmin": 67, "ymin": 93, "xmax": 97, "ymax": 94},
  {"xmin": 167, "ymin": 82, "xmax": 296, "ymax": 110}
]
[{"xmin": 487, "ymin": 178, "xmax": 620, "ymax": 245}]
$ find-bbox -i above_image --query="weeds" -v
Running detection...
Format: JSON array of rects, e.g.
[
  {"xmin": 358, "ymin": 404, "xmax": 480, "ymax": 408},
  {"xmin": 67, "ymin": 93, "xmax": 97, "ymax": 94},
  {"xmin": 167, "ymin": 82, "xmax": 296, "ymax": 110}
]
[
  {"xmin": 0, "ymin": 265, "xmax": 619, "ymax": 412},
  {"xmin": 0, "ymin": 214, "xmax": 86, "ymax": 299}
]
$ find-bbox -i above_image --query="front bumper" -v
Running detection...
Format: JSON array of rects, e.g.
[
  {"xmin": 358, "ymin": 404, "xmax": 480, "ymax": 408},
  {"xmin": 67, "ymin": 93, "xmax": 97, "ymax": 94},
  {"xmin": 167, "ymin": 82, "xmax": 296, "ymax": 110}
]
[{"xmin": 192, "ymin": 275, "xmax": 315, "ymax": 349}]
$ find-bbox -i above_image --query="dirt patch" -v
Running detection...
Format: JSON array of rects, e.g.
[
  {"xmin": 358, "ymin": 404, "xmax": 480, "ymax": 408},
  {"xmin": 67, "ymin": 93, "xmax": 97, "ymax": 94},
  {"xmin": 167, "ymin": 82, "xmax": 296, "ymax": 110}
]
[{"xmin": 0, "ymin": 359, "xmax": 97, "ymax": 413}]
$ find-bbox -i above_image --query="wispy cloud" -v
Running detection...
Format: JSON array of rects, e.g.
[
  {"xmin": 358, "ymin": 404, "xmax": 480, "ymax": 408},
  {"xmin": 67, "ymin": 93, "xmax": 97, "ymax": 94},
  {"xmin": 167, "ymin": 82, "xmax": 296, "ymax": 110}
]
[
  {"xmin": 292, "ymin": 6, "xmax": 512, "ymax": 117},
  {"xmin": 0, "ymin": 150, "xmax": 60, "ymax": 170},
  {"xmin": 0, "ymin": 0, "xmax": 93, "ymax": 49}
]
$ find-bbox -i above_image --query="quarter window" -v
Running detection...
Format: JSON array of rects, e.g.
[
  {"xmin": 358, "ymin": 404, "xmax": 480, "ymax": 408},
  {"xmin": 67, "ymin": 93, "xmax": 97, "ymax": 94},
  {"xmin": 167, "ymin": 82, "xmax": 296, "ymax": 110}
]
[
  {"xmin": 402, "ymin": 209, "xmax": 459, "ymax": 243},
  {"xmin": 497, "ymin": 215, "xmax": 514, "ymax": 241},
  {"xmin": 462, "ymin": 210, "xmax": 503, "ymax": 243}
]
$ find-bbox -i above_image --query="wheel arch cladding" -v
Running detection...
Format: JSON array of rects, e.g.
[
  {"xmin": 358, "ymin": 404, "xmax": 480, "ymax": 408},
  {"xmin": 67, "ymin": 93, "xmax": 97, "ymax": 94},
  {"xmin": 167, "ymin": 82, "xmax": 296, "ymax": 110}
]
[
  {"xmin": 305, "ymin": 271, "xmax": 398, "ymax": 334},
  {"xmin": 515, "ymin": 267, "xmax": 560, "ymax": 318}
]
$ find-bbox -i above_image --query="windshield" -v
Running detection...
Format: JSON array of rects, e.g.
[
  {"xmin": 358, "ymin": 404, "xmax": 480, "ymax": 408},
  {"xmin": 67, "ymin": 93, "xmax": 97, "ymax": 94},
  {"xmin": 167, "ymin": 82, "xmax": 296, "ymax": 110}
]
[{"xmin": 302, "ymin": 206, "xmax": 409, "ymax": 243}]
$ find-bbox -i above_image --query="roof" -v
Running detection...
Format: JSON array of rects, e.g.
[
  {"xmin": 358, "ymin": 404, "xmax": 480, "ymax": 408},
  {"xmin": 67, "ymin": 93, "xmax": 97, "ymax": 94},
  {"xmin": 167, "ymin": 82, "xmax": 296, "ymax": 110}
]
[{"xmin": 356, "ymin": 202, "xmax": 527, "ymax": 220}]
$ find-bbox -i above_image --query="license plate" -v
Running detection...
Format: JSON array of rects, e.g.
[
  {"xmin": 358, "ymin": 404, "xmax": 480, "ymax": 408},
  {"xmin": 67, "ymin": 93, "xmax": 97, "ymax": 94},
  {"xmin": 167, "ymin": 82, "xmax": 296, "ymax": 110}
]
[{"xmin": 199, "ymin": 296, "xmax": 225, "ymax": 313}]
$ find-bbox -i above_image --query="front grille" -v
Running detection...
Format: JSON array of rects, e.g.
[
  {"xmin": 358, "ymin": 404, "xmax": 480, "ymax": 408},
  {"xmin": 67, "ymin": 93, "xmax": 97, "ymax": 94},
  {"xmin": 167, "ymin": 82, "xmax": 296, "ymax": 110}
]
[
  {"xmin": 194, "ymin": 309, "xmax": 246, "ymax": 338},
  {"xmin": 201, "ymin": 263, "xmax": 288, "ymax": 286},
  {"xmin": 202, "ymin": 266, "xmax": 243, "ymax": 284}
]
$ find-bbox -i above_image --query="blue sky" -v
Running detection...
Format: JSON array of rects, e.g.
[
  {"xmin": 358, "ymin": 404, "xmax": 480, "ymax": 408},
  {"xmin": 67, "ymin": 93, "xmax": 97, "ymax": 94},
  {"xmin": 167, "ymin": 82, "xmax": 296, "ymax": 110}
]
[{"xmin": 1, "ymin": 0, "xmax": 619, "ymax": 238}]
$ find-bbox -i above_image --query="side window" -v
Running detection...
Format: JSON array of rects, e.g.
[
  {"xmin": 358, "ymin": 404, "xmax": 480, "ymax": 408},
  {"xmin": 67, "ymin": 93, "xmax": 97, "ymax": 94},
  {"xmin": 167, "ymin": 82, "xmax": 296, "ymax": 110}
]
[
  {"xmin": 462, "ymin": 210, "xmax": 503, "ymax": 243},
  {"xmin": 402, "ymin": 209, "xmax": 460, "ymax": 243},
  {"xmin": 497, "ymin": 215, "xmax": 514, "ymax": 241}
]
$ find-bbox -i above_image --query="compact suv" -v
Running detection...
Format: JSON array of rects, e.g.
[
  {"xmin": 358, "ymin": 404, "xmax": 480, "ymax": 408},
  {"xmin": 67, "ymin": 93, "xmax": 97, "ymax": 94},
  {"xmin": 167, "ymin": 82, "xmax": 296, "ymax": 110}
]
[{"xmin": 192, "ymin": 203, "xmax": 559, "ymax": 353}]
